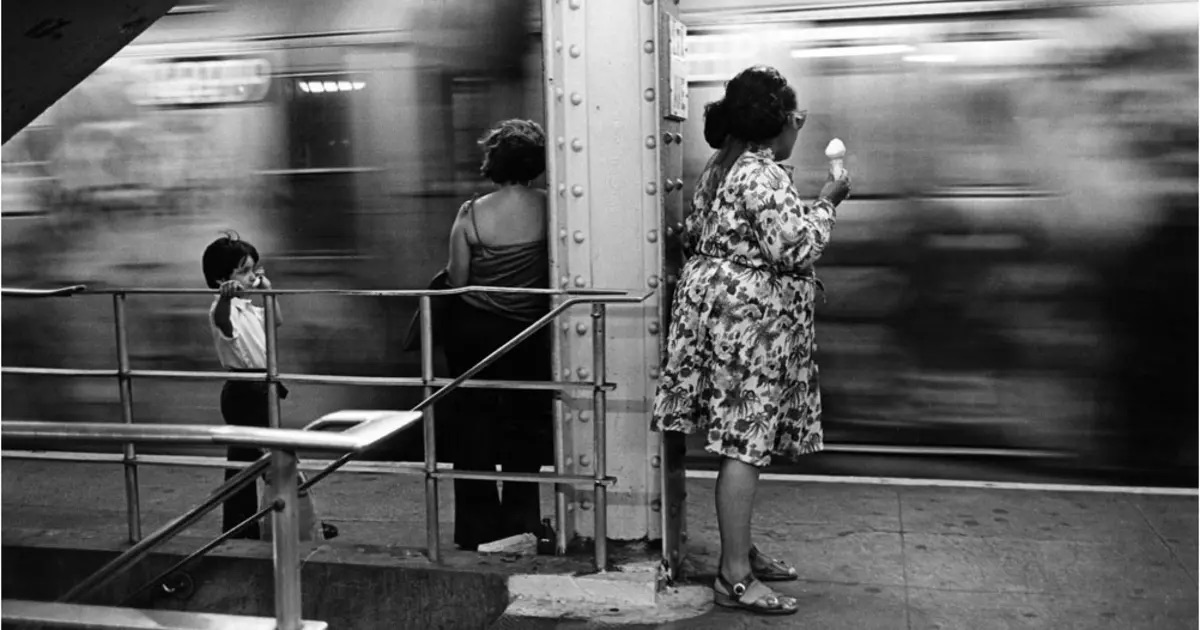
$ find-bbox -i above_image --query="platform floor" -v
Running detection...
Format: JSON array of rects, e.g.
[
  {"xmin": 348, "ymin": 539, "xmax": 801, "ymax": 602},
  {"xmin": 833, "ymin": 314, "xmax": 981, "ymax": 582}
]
[{"xmin": 2, "ymin": 459, "xmax": 1196, "ymax": 629}]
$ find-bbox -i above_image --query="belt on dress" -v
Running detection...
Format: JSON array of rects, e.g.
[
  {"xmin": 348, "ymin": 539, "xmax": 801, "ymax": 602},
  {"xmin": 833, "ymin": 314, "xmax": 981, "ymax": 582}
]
[{"xmin": 694, "ymin": 250, "xmax": 827, "ymax": 298}]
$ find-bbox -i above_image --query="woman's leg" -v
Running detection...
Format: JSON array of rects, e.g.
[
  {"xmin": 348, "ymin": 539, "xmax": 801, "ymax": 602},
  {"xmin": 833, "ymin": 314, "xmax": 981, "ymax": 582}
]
[
  {"xmin": 445, "ymin": 302, "xmax": 504, "ymax": 549},
  {"xmin": 497, "ymin": 324, "xmax": 552, "ymax": 537},
  {"xmin": 716, "ymin": 456, "xmax": 759, "ymax": 581}
]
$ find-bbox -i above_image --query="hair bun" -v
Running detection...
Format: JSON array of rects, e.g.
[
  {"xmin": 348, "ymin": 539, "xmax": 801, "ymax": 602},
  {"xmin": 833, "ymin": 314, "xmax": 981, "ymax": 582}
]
[{"xmin": 703, "ymin": 100, "xmax": 730, "ymax": 149}]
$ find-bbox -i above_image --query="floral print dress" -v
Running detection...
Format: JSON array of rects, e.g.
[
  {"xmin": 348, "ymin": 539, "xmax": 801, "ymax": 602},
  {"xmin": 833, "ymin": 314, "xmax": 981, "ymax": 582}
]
[{"xmin": 652, "ymin": 147, "xmax": 837, "ymax": 467}]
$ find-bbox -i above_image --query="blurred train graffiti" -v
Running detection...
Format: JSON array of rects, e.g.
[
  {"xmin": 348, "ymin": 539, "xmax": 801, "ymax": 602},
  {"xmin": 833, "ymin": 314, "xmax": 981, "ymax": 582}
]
[{"xmin": 2, "ymin": 0, "xmax": 1195, "ymax": 484}]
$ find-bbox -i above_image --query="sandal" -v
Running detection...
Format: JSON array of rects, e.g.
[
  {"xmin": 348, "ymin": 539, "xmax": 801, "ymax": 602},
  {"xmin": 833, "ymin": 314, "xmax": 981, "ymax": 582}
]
[
  {"xmin": 713, "ymin": 572, "xmax": 798, "ymax": 615},
  {"xmin": 751, "ymin": 545, "xmax": 799, "ymax": 582}
]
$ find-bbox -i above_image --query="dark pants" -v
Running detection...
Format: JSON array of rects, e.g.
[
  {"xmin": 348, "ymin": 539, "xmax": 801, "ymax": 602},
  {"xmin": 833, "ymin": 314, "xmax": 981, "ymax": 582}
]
[
  {"xmin": 444, "ymin": 299, "xmax": 553, "ymax": 550},
  {"xmin": 220, "ymin": 380, "xmax": 287, "ymax": 540}
]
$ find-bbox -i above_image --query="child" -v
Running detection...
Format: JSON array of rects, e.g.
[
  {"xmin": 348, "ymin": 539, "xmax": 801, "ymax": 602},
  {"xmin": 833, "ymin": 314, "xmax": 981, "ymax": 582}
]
[{"xmin": 201, "ymin": 232, "xmax": 336, "ymax": 541}]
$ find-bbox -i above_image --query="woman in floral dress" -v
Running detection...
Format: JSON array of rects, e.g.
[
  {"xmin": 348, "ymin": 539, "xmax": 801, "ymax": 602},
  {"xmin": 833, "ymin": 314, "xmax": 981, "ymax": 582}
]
[{"xmin": 652, "ymin": 66, "xmax": 851, "ymax": 615}]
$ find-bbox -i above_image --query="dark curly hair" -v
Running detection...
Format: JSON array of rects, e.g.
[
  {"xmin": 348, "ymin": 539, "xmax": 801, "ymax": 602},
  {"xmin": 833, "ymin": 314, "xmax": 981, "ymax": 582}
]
[
  {"xmin": 202, "ymin": 231, "xmax": 258, "ymax": 289},
  {"xmin": 478, "ymin": 119, "xmax": 546, "ymax": 184},
  {"xmin": 703, "ymin": 65, "xmax": 798, "ymax": 149}
]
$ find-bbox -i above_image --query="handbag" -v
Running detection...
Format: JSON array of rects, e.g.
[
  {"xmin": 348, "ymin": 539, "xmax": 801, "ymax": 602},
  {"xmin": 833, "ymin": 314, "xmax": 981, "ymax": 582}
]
[{"xmin": 403, "ymin": 268, "xmax": 454, "ymax": 351}]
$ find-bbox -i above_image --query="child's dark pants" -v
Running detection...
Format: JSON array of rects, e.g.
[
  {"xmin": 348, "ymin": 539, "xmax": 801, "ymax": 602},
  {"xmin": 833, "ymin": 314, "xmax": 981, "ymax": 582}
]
[{"xmin": 219, "ymin": 378, "xmax": 287, "ymax": 539}]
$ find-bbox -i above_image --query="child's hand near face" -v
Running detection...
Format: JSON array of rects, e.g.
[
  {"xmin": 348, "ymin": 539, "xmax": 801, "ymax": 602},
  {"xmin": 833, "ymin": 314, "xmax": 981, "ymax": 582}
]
[
  {"xmin": 253, "ymin": 269, "xmax": 272, "ymax": 290},
  {"xmin": 219, "ymin": 279, "xmax": 247, "ymax": 299}
]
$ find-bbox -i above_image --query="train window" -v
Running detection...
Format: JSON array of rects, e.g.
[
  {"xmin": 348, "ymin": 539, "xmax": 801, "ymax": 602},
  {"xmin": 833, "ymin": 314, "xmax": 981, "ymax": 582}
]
[
  {"xmin": 285, "ymin": 75, "xmax": 364, "ymax": 170},
  {"xmin": 450, "ymin": 77, "xmax": 493, "ymax": 183},
  {"xmin": 279, "ymin": 73, "xmax": 368, "ymax": 259}
]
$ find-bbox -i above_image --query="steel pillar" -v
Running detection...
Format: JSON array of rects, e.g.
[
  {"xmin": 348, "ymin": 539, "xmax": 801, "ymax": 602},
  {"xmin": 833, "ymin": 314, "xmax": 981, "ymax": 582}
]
[{"xmin": 542, "ymin": 0, "xmax": 688, "ymax": 568}]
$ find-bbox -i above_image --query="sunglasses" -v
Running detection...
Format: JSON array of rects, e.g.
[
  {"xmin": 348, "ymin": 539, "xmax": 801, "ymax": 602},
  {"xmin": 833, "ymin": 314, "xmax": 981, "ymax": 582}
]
[{"xmin": 789, "ymin": 110, "xmax": 808, "ymax": 130}]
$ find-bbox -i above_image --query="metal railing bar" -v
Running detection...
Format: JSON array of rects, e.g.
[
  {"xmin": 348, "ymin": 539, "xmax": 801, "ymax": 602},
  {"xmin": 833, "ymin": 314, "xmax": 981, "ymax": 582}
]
[
  {"xmin": 0, "ymin": 285, "xmax": 86, "ymax": 298},
  {"xmin": 1, "ymin": 413, "xmax": 423, "ymax": 453},
  {"xmin": 5, "ymin": 289, "xmax": 649, "ymax": 587},
  {"xmin": 59, "ymin": 456, "xmax": 270, "ymax": 604},
  {"xmin": 1, "ymin": 368, "xmax": 120, "ymax": 378},
  {"xmin": 1, "ymin": 284, "xmax": 630, "ymax": 298},
  {"xmin": 591, "ymin": 304, "xmax": 609, "ymax": 570},
  {"xmin": 120, "ymin": 502, "xmax": 275, "ymax": 606},
  {"xmin": 0, "ymin": 450, "xmax": 616, "ymax": 485},
  {"xmin": 418, "ymin": 296, "xmax": 440, "ymax": 563},
  {"xmin": 1, "ymin": 368, "xmax": 617, "ymax": 391},
  {"xmin": 411, "ymin": 293, "xmax": 652, "ymax": 414},
  {"xmin": 2, "ymin": 445, "xmax": 1071, "ymax": 471},
  {"xmin": 435, "ymin": 470, "xmax": 615, "ymax": 485},
  {"xmin": 426, "ymin": 377, "xmax": 615, "ymax": 392},
  {"xmin": 286, "ymin": 293, "xmax": 651, "ymax": 506},
  {"xmin": 113, "ymin": 294, "xmax": 141, "ymax": 543},
  {"xmin": 2, "ymin": 450, "xmax": 438, "ymax": 473}
]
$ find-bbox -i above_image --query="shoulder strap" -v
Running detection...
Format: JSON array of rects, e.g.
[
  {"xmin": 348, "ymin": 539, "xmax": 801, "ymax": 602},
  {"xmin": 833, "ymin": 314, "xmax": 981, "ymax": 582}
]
[{"xmin": 467, "ymin": 195, "xmax": 484, "ymax": 248}]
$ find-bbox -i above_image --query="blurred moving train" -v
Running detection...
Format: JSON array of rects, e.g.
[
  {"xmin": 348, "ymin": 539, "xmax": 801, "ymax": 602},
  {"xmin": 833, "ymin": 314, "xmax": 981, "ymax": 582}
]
[{"xmin": 2, "ymin": 0, "xmax": 1195, "ymax": 485}]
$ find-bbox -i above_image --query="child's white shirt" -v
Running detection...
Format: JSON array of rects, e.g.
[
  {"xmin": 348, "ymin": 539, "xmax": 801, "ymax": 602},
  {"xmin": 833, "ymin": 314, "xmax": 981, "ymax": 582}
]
[{"xmin": 209, "ymin": 296, "xmax": 268, "ymax": 370}]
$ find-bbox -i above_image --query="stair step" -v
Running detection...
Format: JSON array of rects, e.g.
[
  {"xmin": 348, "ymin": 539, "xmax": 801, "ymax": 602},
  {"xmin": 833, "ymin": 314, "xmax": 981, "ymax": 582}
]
[{"xmin": 1, "ymin": 600, "xmax": 327, "ymax": 630}]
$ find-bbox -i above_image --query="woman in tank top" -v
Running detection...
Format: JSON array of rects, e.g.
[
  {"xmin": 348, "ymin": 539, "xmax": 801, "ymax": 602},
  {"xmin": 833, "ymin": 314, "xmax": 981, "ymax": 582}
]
[{"xmin": 443, "ymin": 119, "xmax": 553, "ymax": 551}]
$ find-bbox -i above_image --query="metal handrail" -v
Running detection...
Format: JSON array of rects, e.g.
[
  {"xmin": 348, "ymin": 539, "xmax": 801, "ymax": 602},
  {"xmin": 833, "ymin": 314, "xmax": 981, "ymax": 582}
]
[
  {"xmin": 2, "ymin": 411, "xmax": 422, "ymax": 453},
  {"xmin": 2, "ymin": 283, "xmax": 652, "ymax": 624},
  {"xmin": 0, "ymin": 285, "xmax": 623, "ymax": 297},
  {"xmin": 6, "ymin": 411, "xmax": 422, "ymax": 608},
  {"xmin": 1, "ymin": 369, "xmax": 616, "ymax": 391},
  {"xmin": 0, "ymin": 285, "xmax": 87, "ymax": 298}
]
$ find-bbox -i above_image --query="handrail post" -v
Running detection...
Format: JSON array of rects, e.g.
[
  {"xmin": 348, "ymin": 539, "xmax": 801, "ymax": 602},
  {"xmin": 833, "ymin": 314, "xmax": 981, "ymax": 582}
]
[
  {"xmin": 590, "ymin": 303, "xmax": 607, "ymax": 572},
  {"xmin": 553, "ymin": 396, "xmax": 568, "ymax": 555},
  {"xmin": 419, "ymin": 296, "xmax": 440, "ymax": 563},
  {"xmin": 270, "ymin": 448, "xmax": 302, "ymax": 630},
  {"xmin": 264, "ymin": 293, "xmax": 281, "ymax": 429},
  {"xmin": 113, "ymin": 293, "xmax": 142, "ymax": 543}
]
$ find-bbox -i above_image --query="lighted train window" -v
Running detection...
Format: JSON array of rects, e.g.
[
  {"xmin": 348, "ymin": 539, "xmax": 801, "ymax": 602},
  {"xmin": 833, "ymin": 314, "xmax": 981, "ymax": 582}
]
[
  {"xmin": 285, "ymin": 75, "xmax": 365, "ymax": 170},
  {"xmin": 279, "ymin": 74, "xmax": 367, "ymax": 257}
]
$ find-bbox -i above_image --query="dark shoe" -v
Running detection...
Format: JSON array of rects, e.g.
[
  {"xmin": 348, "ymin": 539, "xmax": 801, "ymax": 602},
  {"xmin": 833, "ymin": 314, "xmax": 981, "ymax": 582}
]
[
  {"xmin": 713, "ymin": 572, "xmax": 798, "ymax": 615},
  {"xmin": 751, "ymin": 546, "xmax": 798, "ymax": 582}
]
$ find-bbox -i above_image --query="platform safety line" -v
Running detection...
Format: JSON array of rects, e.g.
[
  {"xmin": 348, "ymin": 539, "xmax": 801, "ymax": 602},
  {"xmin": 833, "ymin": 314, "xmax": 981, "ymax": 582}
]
[
  {"xmin": 5, "ymin": 450, "xmax": 1195, "ymax": 496},
  {"xmin": 684, "ymin": 470, "xmax": 1200, "ymax": 497}
]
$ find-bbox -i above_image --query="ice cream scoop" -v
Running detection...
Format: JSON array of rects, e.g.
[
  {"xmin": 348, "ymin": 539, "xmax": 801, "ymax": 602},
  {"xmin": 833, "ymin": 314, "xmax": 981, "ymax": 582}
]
[{"xmin": 825, "ymin": 138, "xmax": 846, "ymax": 179}]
